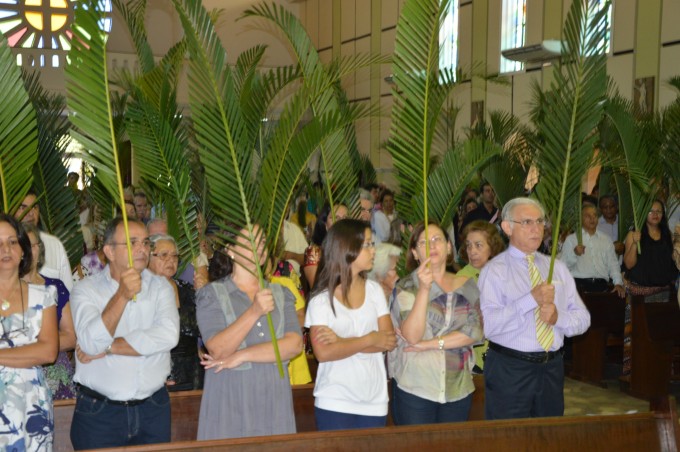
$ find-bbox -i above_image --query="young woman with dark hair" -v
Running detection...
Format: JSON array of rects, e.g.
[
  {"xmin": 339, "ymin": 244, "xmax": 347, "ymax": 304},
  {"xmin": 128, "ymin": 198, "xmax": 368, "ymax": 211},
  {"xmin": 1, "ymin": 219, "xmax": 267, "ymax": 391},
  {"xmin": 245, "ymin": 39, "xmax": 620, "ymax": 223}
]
[{"xmin": 305, "ymin": 219, "xmax": 396, "ymax": 430}]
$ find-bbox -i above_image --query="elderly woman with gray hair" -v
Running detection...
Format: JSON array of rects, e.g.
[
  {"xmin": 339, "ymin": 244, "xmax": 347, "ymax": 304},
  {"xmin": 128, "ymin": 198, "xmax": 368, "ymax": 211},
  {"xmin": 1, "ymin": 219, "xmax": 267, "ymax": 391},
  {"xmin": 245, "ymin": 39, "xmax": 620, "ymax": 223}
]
[
  {"xmin": 148, "ymin": 234, "xmax": 204, "ymax": 391},
  {"xmin": 368, "ymin": 242, "xmax": 402, "ymax": 300}
]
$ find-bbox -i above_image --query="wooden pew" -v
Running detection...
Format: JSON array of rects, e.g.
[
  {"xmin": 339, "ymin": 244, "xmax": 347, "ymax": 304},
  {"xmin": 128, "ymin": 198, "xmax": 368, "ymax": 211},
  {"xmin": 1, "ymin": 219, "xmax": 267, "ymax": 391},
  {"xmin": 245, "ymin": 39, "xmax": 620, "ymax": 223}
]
[
  {"xmin": 627, "ymin": 291, "xmax": 680, "ymax": 400},
  {"xmin": 54, "ymin": 377, "xmax": 485, "ymax": 451},
  {"xmin": 87, "ymin": 398, "xmax": 680, "ymax": 452},
  {"xmin": 570, "ymin": 291, "xmax": 625, "ymax": 385}
]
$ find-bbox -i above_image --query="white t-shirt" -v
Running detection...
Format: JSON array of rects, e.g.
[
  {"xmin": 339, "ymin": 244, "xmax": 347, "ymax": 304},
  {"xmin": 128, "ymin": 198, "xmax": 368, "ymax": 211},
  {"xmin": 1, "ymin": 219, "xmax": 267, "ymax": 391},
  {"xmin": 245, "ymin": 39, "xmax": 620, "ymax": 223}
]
[{"xmin": 305, "ymin": 279, "xmax": 390, "ymax": 416}]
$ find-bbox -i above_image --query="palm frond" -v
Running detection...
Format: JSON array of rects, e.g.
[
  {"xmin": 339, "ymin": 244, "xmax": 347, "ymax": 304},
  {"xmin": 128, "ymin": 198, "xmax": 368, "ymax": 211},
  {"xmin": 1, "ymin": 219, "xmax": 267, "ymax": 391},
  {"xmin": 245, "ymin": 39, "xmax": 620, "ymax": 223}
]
[
  {"xmin": 66, "ymin": 0, "xmax": 133, "ymax": 265},
  {"xmin": 0, "ymin": 33, "xmax": 38, "ymax": 214},
  {"xmin": 531, "ymin": 0, "xmax": 609, "ymax": 280},
  {"xmin": 416, "ymin": 139, "xmax": 503, "ymax": 230},
  {"xmin": 112, "ymin": 0, "xmax": 154, "ymax": 74},
  {"xmin": 603, "ymin": 96, "xmax": 661, "ymax": 251},
  {"xmin": 172, "ymin": 0, "xmax": 283, "ymax": 375},
  {"xmin": 23, "ymin": 72, "xmax": 83, "ymax": 267},
  {"xmin": 387, "ymin": 0, "xmax": 457, "ymax": 229},
  {"xmin": 242, "ymin": 2, "xmax": 361, "ymax": 212}
]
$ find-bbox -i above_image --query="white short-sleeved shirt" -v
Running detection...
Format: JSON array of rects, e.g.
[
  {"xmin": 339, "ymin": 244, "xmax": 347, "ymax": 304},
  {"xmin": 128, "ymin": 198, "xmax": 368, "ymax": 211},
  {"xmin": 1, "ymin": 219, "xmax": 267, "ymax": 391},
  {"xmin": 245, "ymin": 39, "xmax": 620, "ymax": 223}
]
[{"xmin": 305, "ymin": 279, "xmax": 390, "ymax": 416}]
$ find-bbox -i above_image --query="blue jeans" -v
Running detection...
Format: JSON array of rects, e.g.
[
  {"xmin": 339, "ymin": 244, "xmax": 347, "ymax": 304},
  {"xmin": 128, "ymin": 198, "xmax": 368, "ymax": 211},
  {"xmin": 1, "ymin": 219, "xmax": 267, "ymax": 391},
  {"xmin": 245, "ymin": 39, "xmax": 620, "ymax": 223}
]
[
  {"xmin": 70, "ymin": 386, "xmax": 171, "ymax": 450},
  {"xmin": 392, "ymin": 379, "xmax": 472, "ymax": 425},
  {"xmin": 315, "ymin": 407, "xmax": 387, "ymax": 431}
]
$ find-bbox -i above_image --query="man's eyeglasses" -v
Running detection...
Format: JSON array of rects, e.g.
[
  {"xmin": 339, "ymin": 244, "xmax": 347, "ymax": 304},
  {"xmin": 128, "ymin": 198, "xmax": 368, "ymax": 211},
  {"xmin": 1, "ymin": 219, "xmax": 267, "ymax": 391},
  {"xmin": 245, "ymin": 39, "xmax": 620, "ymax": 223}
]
[
  {"xmin": 110, "ymin": 238, "xmax": 151, "ymax": 248},
  {"xmin": 509, "ymin": 218, "xmax": 545, "ymax": 228}
]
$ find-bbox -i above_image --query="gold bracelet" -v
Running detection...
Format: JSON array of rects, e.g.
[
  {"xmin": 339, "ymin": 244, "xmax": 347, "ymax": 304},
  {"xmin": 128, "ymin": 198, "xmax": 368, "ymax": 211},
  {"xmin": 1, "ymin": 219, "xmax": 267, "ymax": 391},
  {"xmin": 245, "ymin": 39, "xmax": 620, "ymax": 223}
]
[{"xmin": 437, "ymin": 336, "xmax": 444, "ymax": 350}]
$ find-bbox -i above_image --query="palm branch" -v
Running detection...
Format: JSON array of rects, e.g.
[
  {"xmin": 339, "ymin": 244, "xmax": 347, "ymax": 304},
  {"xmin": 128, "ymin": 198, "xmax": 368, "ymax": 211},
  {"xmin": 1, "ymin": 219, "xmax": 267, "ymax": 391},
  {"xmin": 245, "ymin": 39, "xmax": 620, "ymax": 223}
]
[
  {"xmin": 416, "ymin": 139, "xmax": 503, "ymax": 231},
  {"xmin": 0, "ymin": 33, "xmax": 38, "ymax": 214},
  {"xmin": 112, "ymin": 0, "xmax": 203, "ymax": 272},
  {"xmin": 66, "ymin": 0, "xmax": 134, "ymax": 267},
  {"xmin": 172, "ymin": 0, "xmax": 286, "ymax": 375},
  {"xmin": 23, "ymin": 72, "xmax": 83, "ymax": 267},
  {"xmin": 530, "ymin": 0, "xmax": 609, "ymax": 281},
  {"xmin": 242, "ymin": 3, "xmax": 386, "ymax": 219},
  {"xmin": 387, "ymin": 0, "xmax": 454, "ymax": 236},
  {"xmin": 603, "ymin": 96, "xmax": 661, "ymax": 252}
]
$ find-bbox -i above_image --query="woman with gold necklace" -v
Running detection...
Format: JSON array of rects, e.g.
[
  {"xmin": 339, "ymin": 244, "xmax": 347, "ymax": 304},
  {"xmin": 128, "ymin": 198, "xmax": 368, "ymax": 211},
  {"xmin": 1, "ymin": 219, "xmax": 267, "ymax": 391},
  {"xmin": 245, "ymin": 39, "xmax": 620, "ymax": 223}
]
[
  {"xmin": 22, "ymin": 223, "xmax": 77, "ymax": 399},
  {"xmin": 0, "ymin": 214, "xmax": 58, "ymax": 451}
]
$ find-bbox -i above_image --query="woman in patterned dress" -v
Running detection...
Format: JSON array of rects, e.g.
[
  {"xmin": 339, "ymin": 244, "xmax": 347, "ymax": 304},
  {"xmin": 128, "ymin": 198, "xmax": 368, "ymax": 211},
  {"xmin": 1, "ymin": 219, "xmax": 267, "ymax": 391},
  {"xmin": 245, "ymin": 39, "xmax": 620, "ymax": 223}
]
[{"xmin": 0, "ymin": 214, "xmax": 58, "ymax": 451}]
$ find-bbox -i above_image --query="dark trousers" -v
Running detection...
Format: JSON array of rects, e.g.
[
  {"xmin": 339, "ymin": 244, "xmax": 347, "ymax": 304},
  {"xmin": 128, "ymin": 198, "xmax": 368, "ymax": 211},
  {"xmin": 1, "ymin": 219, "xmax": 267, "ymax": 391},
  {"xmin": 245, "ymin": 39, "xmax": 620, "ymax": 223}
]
[
  {"xmin": 484, "ymin": 348, "xmax": 564, "ymax": 420},
  {"xmin": 314, "ymin": 406, "xmax": 386, "ymax": 431},
  {"xmin": 392, "ymin": 379, "xmax": 472, "ymax": 425},
  {"xmin": 70, "ymin": 386, "xmax": 171, "ymax": 450},
  {"xmin": 574, "ymin": 277, "xmax": 609, "ymax": 293}
]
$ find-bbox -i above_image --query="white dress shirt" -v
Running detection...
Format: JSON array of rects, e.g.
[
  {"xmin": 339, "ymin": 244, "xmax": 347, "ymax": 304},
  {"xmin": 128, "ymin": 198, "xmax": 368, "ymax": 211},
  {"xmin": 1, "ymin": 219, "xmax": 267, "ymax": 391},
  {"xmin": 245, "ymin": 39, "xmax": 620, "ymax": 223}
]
[
  {"xmin": 40, "ymin": 231, "xmax": 73, "ymax": 291},
  {"xmin": 560, "ymin": 229, "xmax": 623, "ymax": 285},
  {"xmin": 71, "ymin": 266, "xmax": 179, "ymax": 401}
]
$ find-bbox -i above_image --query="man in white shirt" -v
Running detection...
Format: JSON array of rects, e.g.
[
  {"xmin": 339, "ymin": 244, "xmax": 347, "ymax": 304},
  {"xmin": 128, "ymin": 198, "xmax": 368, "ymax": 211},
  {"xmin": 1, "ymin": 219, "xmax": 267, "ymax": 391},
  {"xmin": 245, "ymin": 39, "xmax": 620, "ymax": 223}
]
[
  {"xmin": 597, "ymin": 195, "xmax": 624, "ymax": 257},
  {"xmin": 561, "ymin": 204, "xmax": 625, "ymax": 297},
  {"xmin": 15, "ymin": 192, "xmax": 73, "ymax": 290},
  {"xmin": 70, "ymin": 217, "xmax": 179, "ymax": 449}
]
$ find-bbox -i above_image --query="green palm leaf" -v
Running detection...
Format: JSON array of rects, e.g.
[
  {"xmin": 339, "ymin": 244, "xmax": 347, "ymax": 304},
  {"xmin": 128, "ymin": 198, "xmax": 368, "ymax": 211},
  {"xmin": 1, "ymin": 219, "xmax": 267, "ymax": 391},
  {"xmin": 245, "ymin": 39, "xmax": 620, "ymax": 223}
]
[
  {"xmin": 172, "ymin": 0, "xmax": 284, "ymax": 376},
  {"xmin": 531, "ymin": 0, "xmax": 609, "ymax": 281},
  {"xmin": 387, "ymin": 0, "xmax": 457, "ymax": 233},
  {"xmin": 0, "ymin": 33, "xmax": 38, "ymax": 214},
  {"xmin": 23, "ymin": 73, "xmax": 83, "ymax": 267},
  {"xmin": 66, "ymin": 0, "xmax": 133, "ymax": 266},
  {"xmin": 603, "ymin": 96, "xmax": 660, "ymax": 252},
  {"xmin": 243, "ymin": 3, "xmax": 379, "ymax": 214},
  {"xmin": 416, "ymin": 139, "xmax": 503, "ymax": 230}
]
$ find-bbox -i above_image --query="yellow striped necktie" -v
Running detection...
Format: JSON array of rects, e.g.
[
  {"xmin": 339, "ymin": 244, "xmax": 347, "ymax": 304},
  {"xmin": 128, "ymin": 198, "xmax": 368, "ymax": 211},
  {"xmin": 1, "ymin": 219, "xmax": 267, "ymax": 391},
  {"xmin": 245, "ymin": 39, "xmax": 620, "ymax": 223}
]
[{"xmin": 527, "ymin": 254, "xmax": 554, "ymax": 351}]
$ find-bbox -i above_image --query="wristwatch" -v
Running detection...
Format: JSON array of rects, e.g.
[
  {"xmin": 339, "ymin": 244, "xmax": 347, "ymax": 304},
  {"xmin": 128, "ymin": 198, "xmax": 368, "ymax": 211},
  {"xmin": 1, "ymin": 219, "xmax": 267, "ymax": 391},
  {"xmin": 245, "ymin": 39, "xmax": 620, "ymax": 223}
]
[
  {"xmin": 437, "ymin": 336, "xmax": 444, "ymax": 350},
  {"xmin": 105, "ymin": 344, "xmax": 113, "ymax": 356}
]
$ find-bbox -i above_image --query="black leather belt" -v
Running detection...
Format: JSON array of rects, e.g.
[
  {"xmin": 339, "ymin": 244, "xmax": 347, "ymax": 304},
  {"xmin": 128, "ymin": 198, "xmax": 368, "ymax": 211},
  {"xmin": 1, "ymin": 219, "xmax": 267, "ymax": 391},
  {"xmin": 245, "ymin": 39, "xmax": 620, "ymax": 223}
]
[
  {"xmin": 76, "ymin": 384, "xmax": 151, "ymax": 407},
  {"xmin": 488, "ymin": 341, "xmax": 563, "ymax": 364}
]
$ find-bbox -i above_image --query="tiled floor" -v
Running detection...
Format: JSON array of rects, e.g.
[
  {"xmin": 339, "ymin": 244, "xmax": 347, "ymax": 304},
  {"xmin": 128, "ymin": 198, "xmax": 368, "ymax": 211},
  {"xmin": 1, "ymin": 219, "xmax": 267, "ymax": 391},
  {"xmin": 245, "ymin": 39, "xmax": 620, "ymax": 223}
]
[{"xmin": 563, "ymin": 377, "xmax": 680, "ymax": 417}]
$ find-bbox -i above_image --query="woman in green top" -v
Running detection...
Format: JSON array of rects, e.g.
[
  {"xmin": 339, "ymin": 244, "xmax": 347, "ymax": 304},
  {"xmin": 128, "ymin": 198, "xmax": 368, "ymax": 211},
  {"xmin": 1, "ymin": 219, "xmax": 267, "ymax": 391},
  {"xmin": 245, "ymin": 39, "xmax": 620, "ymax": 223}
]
[{"xmin": 457, "ymin": 220, "xmax": 505, "ymax": 371}]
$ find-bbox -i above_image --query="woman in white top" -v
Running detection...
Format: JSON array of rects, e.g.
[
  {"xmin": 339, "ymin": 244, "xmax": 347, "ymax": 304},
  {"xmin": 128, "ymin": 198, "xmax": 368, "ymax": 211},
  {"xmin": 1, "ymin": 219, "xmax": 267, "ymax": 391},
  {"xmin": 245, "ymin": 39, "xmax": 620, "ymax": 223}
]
[{"xmin": 305, "ymin": 218, "xmax": 397, "ymax": 430}]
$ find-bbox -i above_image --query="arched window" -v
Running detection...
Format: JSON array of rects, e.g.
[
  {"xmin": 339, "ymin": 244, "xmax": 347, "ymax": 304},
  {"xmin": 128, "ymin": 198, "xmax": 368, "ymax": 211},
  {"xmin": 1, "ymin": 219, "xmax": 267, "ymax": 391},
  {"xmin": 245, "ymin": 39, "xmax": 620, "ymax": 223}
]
[{"xmin": 0, "ymin": 0, "xmax": 112, "ymax": 68}]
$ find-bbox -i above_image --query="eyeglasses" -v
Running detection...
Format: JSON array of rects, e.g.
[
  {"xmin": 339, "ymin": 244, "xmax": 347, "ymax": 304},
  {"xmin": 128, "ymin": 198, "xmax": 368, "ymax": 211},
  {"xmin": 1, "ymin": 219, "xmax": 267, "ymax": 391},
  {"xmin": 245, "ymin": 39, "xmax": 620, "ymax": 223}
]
[
  {"xmin": 417, "ymin": 235, "xmax": 446, "ymax": 248},
  {"xmin": 648, "ymin": 209, "xmax": 663, "ymax": 215},
  {"xmin": 151, "ymin": 252, "xmax": 179, "ymax": 261},
  {"xmin": 110, "ymin": 238, "xmax": 151, "ymax": 248},
  {"xmin": 361, "ymin": 241, "xmax": 376, "ymax": 249},
  {"xmin": 509, "ymin": 218, "xmax": 545, "ymax": 228}
]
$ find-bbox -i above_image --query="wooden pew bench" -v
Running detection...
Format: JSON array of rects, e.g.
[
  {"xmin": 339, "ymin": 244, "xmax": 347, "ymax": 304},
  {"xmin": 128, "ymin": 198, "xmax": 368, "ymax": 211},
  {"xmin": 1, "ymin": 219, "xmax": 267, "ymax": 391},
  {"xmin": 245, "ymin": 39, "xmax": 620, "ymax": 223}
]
[
  {"xmin": 570, "ymin": 291, "xmax": 626, "ymax": 385},
  {"xmin": 627, "ymin": 291, "xmax": 680, "ymax": 400},
  {"xmin": 89, "ymin": 398, "xmax": 680, "ymax": 452},
  {"xmin": 54, "ymin": 377, "xmax": 484, "ymax": 451}
]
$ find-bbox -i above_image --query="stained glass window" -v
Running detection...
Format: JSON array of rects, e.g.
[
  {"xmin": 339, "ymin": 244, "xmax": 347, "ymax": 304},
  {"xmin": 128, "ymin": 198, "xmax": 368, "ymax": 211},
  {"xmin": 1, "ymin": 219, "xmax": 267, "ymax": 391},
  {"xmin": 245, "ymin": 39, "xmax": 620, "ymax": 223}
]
[{"xmin": 0, "ymin": 0, "xmax": 112, "ymax": 67}]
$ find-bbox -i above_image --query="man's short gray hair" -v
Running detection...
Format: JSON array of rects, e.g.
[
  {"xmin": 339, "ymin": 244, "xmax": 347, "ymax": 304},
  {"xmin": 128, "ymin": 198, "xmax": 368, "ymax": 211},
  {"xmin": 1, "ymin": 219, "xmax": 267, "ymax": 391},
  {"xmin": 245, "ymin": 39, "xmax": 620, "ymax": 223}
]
[
  {"xmin": 502, "ymin": 197, "xmax": 546, "ymax": 222},
  {"xmin": 367, "ymin": 243, "xmax": 401, "ymax": 281}
]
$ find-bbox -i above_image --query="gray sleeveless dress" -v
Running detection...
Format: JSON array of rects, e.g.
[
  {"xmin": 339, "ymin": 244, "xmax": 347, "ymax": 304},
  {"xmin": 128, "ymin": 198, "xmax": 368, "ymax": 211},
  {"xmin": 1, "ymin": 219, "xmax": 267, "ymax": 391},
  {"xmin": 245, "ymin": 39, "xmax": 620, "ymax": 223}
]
[{"xmin": 196, "ymin": 277, "xmax": 299, "ymax": 440}]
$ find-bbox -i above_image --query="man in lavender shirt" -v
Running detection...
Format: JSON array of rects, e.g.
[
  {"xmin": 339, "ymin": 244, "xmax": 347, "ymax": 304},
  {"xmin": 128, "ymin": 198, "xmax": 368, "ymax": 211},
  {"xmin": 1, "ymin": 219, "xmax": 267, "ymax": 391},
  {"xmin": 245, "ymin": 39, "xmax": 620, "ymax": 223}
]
[{"xmin": 478, "ymin": 197, "xmax": 590, "ymax": 419}]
